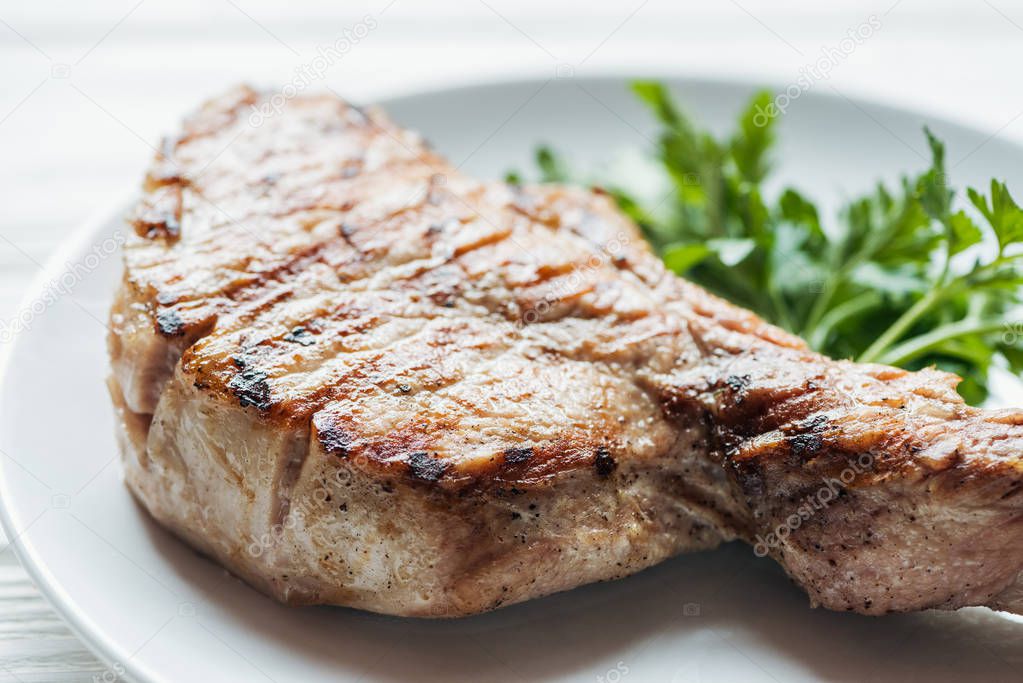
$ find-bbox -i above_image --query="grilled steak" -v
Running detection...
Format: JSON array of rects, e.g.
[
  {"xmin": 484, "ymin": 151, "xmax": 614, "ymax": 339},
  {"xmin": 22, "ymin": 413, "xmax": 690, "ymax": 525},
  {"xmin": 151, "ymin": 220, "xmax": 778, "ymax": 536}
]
[{"xmin": 108, "ymin": 86, "xmax": 1023, "ymax": 617}]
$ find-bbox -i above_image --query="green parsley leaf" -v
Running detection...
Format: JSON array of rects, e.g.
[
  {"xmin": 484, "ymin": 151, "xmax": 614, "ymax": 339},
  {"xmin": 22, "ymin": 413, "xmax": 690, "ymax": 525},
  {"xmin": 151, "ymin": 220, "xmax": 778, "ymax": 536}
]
[{"xmin": 512, "ymin": 81, "xmax": 1023, "ymax": 404}]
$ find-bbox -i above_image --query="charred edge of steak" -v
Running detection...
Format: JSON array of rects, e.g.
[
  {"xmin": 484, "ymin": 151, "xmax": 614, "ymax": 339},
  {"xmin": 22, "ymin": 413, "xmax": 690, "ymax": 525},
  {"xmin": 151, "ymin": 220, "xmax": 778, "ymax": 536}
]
[
  {"xmin": 407, "ymin": 451, "xmax": 447, "ymax": 481},
  {"xmin": 314, "ymin": 416, "xmax": 353, "ymax": 457},
  {"xmin": 786, "ymin": 415, "xmax": 830, "ymax": 460},
  {"xmin": 789, "ymin": 433, "xmax": 824, "ymax": 458},
  {"xmin": 594, "ymin": 446, "xmax": 616, "ymax": 476},
  {"xmin": 503, "ymin": 446, "xmax": 534, "ymax": 465},
  {"xmin": 725, "ymin": 374, "xmax": 751, "ymax": 404},
  {"xmin": 227, "ymin": 357, "xmax": 272, "ymax": 410},
  {"xmin": 156, "ymin": 309, "xmax": 185, "ymax": 337},
  {"xmin": 283, "ymin": 326, "xmax": 316, "ymax": 346}
]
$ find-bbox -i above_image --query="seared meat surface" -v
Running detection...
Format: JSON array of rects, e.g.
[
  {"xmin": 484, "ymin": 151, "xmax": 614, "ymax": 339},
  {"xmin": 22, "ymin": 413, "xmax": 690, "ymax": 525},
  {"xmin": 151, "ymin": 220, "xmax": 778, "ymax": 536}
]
[{"xmin": 108, "ymin": 86, "xmax": 1023, "ymax": 617}]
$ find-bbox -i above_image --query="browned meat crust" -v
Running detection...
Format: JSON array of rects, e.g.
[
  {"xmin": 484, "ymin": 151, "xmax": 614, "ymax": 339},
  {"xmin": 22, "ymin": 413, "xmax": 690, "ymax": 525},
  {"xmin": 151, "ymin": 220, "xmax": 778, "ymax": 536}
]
[{"xmin": 108, "ymin": 85, "xmax": 1023, "ymax": 617}]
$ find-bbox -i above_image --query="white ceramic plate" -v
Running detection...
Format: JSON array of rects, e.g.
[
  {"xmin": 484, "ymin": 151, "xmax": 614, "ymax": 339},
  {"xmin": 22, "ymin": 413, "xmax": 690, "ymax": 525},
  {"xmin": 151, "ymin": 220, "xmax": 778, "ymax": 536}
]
[{"xmin": 3, "ymin": 77, "xmax": 1023, "ymax": 683}]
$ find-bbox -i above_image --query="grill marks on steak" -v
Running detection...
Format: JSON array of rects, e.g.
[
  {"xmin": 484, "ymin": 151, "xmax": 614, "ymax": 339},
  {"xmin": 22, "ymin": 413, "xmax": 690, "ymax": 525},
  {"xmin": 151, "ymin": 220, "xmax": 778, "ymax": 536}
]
[
  {"xmin": 646, "ymin": 317, "xmax": 1023, "ymax": 612},
  {"xmin": 109, "ymin": 86, "xmax": 1023, "ymax": 616}
]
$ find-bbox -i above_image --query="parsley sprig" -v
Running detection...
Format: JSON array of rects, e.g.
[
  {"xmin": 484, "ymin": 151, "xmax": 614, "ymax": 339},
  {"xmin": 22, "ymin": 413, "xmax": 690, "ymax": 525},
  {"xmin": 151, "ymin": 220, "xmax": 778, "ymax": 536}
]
[{"xmin": 510, "ymin": 81, "xmax": 1023, "ymax": 404}]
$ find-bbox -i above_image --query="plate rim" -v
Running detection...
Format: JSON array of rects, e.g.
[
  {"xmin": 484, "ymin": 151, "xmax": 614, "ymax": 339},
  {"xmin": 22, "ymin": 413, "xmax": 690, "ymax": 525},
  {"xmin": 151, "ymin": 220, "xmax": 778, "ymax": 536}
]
[
  {"xmin": 3, "ymin": 72, "xmax": 1023, "ymax": 682},
  {"xmin": 367, "ymin": 67, "xmax": 1023, "ymax": 159},
  {"xmin": 0, "ymin": 192, "xmax": 139, "ymax": 678}
]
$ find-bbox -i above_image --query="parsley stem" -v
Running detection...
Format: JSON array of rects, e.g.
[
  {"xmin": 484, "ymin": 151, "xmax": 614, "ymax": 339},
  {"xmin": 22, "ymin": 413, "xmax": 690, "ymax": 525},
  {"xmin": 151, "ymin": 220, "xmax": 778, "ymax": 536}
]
[
  {"xmin": 856, "ymin": 249, "xmax": 1023, "ymax": 364},
  {"xmin": 802, "ymin": 225, "xmax": 890, "ymax": 336},
  {"xmin": 802, "ymin": 273, "xmax": 840, "ymax": 336},
  {"xmin": 807, "ymin": 290, "xmax": 882, "ymax": 350},
  {"xmin": 858, "ymin": 287, "xmax": 943, "ymax": 363},
  {"xmin": 877, "ymin": 318, "xmax": 1007, "ymax": 366},
  {"xmin": 766, "ymin": 276, "xmax": 795, "ymax": 331}
]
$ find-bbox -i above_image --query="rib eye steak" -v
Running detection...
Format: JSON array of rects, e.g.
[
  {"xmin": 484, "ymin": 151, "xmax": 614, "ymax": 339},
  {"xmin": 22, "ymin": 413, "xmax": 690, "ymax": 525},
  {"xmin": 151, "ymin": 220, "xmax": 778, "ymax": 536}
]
[{"xmin": 108, "ymin": 86, "xmax": 1023, "ymax": 617}]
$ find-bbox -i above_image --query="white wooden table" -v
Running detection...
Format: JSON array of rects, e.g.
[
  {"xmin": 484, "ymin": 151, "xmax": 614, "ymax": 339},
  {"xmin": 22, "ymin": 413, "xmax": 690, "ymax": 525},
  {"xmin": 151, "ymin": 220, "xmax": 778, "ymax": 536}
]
[{"xmin": 3, "ymin": 0, "xmax": 1023, "ymax": 678}]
